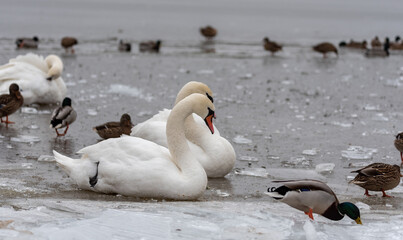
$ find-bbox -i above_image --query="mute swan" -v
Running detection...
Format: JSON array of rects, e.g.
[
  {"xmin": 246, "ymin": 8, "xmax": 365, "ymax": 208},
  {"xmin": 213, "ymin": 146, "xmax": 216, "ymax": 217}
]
[
  {"xmin": 0, "ymin": 83, "xmax": 23, "ymax": 125},
  {"xmin": 0, "ymin": 53, "xmax": 67, "ymax": 105},
  {"xmin": 131, "ymin": 81, "xmax": 236, "ymax": 178},
  {"xmin": 50, "ymin": 97, "xmax": 77, "ymax": 137},
  {"xmin": 53, "ymin": 93, "xmax": 215, "ymax": 200}
]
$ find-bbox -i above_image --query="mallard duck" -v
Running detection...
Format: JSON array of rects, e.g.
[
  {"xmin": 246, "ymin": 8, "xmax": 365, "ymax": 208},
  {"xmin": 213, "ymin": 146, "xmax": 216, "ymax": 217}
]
[
  {"xmin": 371, "ymin": 36, "xmax": 382, "ymax": 48},
  {"xmin": 350, "ymin": 163, "xmax": 402, "ymax": 197},
  {"xmin": 139, "ymin": 40, "xmax": 161, "ymax": 53},
  {"xmin": 118, "ymin": 40, "xmax": 131, "ymax": 52},
  {"xmin": 200, "ymin": 26, "xmax": 217, "ymax": 39},
  {"xmin": 61, "ymin": 37, "xmax": 78, "ymax": 54},
  {"xmin": 50, "ymin": 97, "xmax": 77, "ymax": 137},
  {"xmin": 365, "ymin": 37, "xmax": 389, "ymax": 57},
  {"xmin": 0, "ymin": 53, "xmax": 67, "ymax": 105},
  {"xmin": 15, "ymin": 36, "xmax": 39, "ymax": 49},
  {"xmin": 93, "ymin": 113, "xmax": 134, "ymax": 139},
  {"xmin": 394, "ymin": 132, "xmax": 403, "ymax": 165},
  {"xmin": 0, "ymin": 84, "xmax": 23, "ymax": 125},
  {"xmin": 339, "ymin": 40, "xmax": 367, "ymax": 49},
  {"xmin": 53, "ymin": 94, "xmax": 215, "ymax": 200},
  {"xmin": 263, "ymin": 37, "xmax": 282, "ymax": 55},
  {"xmin": 131, "ymin": 81, "xmax": 236, "ymax": 178},
  {"xmin": 266, "ymin": 180, "xmax": 362, "ymax": 224},
  {"xmin": 390, "ymin": 36, "xmax": 403, "ymax": 50},
  {"xmin": 313, "ymin": 42, "xmax": 338, "ymax": 58}
]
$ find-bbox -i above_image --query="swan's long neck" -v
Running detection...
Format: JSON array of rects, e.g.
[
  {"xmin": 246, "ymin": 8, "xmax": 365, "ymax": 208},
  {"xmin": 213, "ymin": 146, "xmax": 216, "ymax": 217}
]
[
  {"xmin": 46, "ymin": 55, "xmax": 63, "ymax": 79},
  {"xmin": 166, "ymin": 98, "xmax": 203, "ymax": 175},
  {"xmin": 184, "ymin": 115, "xmax": 208, "ymax": 147}
]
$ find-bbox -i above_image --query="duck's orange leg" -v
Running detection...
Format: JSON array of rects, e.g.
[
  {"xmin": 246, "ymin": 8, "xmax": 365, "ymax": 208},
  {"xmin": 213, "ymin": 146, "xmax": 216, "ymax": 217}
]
[
  {"xmin": 381, "ymin": 189, "xmax": 393, "ymax": 198},
  {"xmin": 364, "ymin": 189, "xmax": 373, "ymax": 197},
  {"xmin": 1, "ymin": 116, "xmax": 15, "ymax": 124},
  {"xmin": 400, "ymin": 152, "xmax": 403, "ymax": 166},
  {"xmin": 304, "ymin": 208, "xmax": 314, "ymax": 220}
]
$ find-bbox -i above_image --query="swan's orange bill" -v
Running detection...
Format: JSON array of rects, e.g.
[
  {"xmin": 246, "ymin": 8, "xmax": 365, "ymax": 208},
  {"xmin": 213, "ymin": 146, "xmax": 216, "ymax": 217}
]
[{"xmin": 204, "ymin": 114, "xmax": 214, "ymax": 134}]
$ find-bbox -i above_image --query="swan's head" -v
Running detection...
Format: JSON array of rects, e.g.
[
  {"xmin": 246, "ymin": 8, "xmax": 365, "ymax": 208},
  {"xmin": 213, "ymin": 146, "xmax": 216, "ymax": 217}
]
[
  {"xmin": 9, "ymin": 83, "xmax": 22, "ymax": 100},
  {"xmin": 120, "ymin": 113, "xmax": 134, "ymax": 128},
  {"xmin": 187, "ymin": 93, "xmax": 215, "ymax": 134},
  {"xmin": 45, "ymin": 55, "xmax": 64, "ymax": 81},
  {"xmin": 175, "ymin": 81, "xmax": 214, "ymax": 105}
]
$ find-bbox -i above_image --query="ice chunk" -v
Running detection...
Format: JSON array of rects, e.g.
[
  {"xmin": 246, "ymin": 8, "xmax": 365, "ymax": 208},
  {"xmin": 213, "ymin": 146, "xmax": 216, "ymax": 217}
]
[
  {"xmin": 215, "ymin": 190, "xmax": 230, "ymax": 197},
  {"xmin": 331, "ymin": 121, "xmax": 353, "ymax": 128},
  {"xmin": 355, "ymin": 202, "xmax": 371, "ymax": 210},
  {"xmin": 341, "ymin": 146, "xmax": 378, "ymax": 160},
  {"xmin": 21, "ymin": 107, "xmax": 50, "ymax": 115},
  {"xmin": 240, "ymin": 73, "xmax": 253, "ymax": 79},
  {"xmin": 267, "ymin": 168, "xmax": 325, "ymax": 181},
  {"xmin": 10, "ymin": 135, "xmax": 41, "ymax": 143},
  {"xmin": 315, "ymin": 163, "xmax": 335, "ymax": 174},
  {"xmin": 234, "ymin": 168, "xmax": 269, "ymax": 178},
  {"xmin": 238, "ymin": 156, "xmax": 259, "ymax": 162},
  {"xmin": 282, "ymin": 156, "xmax": 311, "ymax": 167},
  {"xmin": 87, "ymin": 109, "xmax": 98, "ymax": 116},
  {"xmin": 303, "ymin": 220, "xmax": 318, "ymax": 240},
  {"xmin": 232, "ymin": 135, "xmax": 252, "ymax": 144},
  {"xmin": 372, "ymin": 113, "xmax": 389, "ymax": 122},
  {"xmin": 21, "ymin": 163, "xmax": 33, "ymax": 169},
  {"xmin": 37, "ymin": 155, "xmax": 55, "ymax": 162},
  {"xmin": 109, "ymin": 84, "xmax": 153, "ymax": 102},
  {"xmin": 29, "ymin": 125, "xmax": 39, "ymax": 129},
  {"xmin": 302, "ymin": 149, "xmax": 318, "ymax": 156}
]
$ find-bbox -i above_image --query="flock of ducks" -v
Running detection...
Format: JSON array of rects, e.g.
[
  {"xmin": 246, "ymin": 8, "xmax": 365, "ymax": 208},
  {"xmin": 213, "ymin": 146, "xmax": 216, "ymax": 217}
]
[{"xmin": 1, "ymin": 27, "xmax": 402, "ymax": 225}]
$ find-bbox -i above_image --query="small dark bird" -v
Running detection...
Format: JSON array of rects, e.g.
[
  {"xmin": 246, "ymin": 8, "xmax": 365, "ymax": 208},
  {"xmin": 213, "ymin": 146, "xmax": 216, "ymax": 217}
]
[
  {"xmin": 263, "ymin": 37, "xmax": 282, "ymax": 55},
  {"xmin": 394, "ymin": 132, "xmax": 403, "ymax": 166},
  {"xmin": 350, "ymin": 163, "xmax": 402, "ymax": 197},
  {"xmin": 313, "ymin": 42, "xmax": 338, "ymax": 58},
  {"xmin": 139, "ymin": 40, "xmax": 161, "ymax": 53},
  {"xmin": 365, "ymin": 37, "xmax": 389, "ymax": 57},
  {"xmin": 93, "ymin": 113, "xmax": 134, "ymax": 139},
  {"xmin": 61, "ymin": 37, "xmax": 78, "ymax": 54},
  {"xmin": 50, "ymin": 97, "xmax": 77, "ymax": 137},
  {"xmin": 371, "ymin": 36, "xmax": 382, "ymax": 48},
  {"xmin": 118, "ymin": 40, "xmax": 131, "ymax": 52},
  {"xmin": 339, "ymin": 39, "xmax": 367, "ymax": 49},
  {"xmin": 390, "ymin": 36, "xmax": 403, "ymax": 50},
  {"xmin": 15, "ymin": 36, "xmax": 39, "ymax": 49},
  {"xmin": 0, "ymin": 84, "xmax": 24, "ymax": 125},
  {"xmin": 200, "ymin": 26, "xmax": 217, "ymax": 39}
]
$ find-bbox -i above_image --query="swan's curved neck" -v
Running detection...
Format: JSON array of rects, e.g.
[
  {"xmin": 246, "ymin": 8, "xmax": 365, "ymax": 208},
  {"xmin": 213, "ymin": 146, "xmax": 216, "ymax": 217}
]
[
  {"xmin": 184, "ymin": 115, "xmax": 207, "ymax": 146},
  {"xmin": 46, "ymin": 56, "xmax": 63, "ymax": 79}
]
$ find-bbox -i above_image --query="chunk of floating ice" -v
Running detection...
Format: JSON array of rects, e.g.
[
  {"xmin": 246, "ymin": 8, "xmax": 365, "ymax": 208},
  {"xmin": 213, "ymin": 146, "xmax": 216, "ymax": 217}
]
[
  {"xmin": 239, "ymin": 73, "xmax": 253, "ymax": 79},
  {"xmin": 21, "ymin": 163, "xmax": 33, "ymax": 169},
  {"xmin": 87, "ymin": 109, "xmax": 98, "ymax": 116},
  {"xmin": 37, "ymin": 155, "xmax": 55, "ymax": 162},
  {"xmin": 267, "ymin": 168, "xmax": 325, "ymax": 181},
  {"xmin": 341, "ymin": 146, "xmax": 378, "ymax": 160},
  {"xmin": 20, "ymin": 107, "xmax": 50, "ymax": 115},
  {"xmin": 216, "ymin": 190, "xmax": 230, "ymax": 197},
  {"xmin": 197, "ymin": 69, "xmax": 214, "ymax": 75},
  {"xmin": 315, "ymin": 163, "xmax": 335, "ymax": 174},
  {"xmin": 282, "ymin": 156, "xmax": 311, "ymax": 167},
  {"xmin": 331, "ymin": 121, "xmax": 352, "ymax": 128},
  {"xmin": 10, "ymin": 135, "xmax": 41, "ymax": 143},
  {"xmin": 355, "ymin": 202, "xmax": 371, "ymax": 210},
  {"xmin": 109, "ymin": 84, "xmax": 153, "ymax": 102},
  {"xmin": 29, "ymin": 125, "xmax": 39, "ymax": 129},
  {"xmin": 363, "ymin": 104, "xmax": 379, "ymax": 111},
  {"xmin": 302, "ymin": 149, "xmax": 318, "ymax": 156},
  {"xmin": 348, "ymin": 161, "xmax": 373, "ymax": 168},
  {"xmin": 232, "ymin": 135, "xmax": 252, "ymax": 144},
  {"xmin": 303, "ymin": 220, "xmax": 318, "ymax": 240},
  {"xmin": 234, "ymin": 168, "xmax": 269, "ymax": 178},
  {"xmin": 238, "ymin": 156, "xmax": 259, "ymax": 162}
]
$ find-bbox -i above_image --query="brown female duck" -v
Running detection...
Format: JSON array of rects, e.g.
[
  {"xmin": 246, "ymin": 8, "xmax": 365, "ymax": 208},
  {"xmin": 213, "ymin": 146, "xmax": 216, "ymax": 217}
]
[
  {"xmin": 119, "ymin": 40, "xmax": 131, "ymax": 52},
  {"xmin": 263, "ymin": 37, "xmax": 282, "ymax": 55},
  {"xmin": 200, "ymin": 26, "xmax": 217, "ymax": 39},
  {"xmin": 371, "ymin": 36, "xmax": 382, "ymax": 48},
  {"xmin": 139, "ymin": 40, "xmax": 161, "ymax": 53},
  {"xmin": 0, "ymin": 83, "xmax": 23, "ymax": 125},
  {"xmin": 394, "ymin": 132, "xmax": 403, "ymax": 165},
  {"xmin": 61, "ymin": 37, "xmax": 78, "ymax": 53},
  {"xmin": 350, "ymin": 163, "xmax": 402, "ymax": 197},
  {"xmin": 50, "ymin": 97, "xmax": 77, "ymax": 137},
  {"xmin": 313, "ymin": 42, "xmax": 338, "ymax": 58},
  {"xmin": 93, "ymin": 113, "xmax": 134, "ymax": 139}
]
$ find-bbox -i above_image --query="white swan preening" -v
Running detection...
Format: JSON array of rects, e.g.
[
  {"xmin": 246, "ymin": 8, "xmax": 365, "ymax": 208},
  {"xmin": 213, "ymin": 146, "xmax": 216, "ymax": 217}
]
[
  {"xmin": 53, "ymin": 93, "xmax": 216, "ymax": 200},
  {"xmin": 131, "ymin": 81, "xmax": 236, "ymax": 178},
  {"xmin": 0, "ymin": 53, "xmax": 67, "ymax": 105}
]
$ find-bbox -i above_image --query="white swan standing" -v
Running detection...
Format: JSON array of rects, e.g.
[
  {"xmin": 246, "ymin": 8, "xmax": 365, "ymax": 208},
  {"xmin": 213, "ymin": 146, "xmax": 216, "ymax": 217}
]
[
  {"xmin": 53, "ymin": 93, "xmax": 215, "ymax": 200},
  {"xmin": 0, "ymin": 53, "xmax": 67, "ymax": 105},
  {"xmin": 131, "ymin": 81, "xmax": 236, "ymax": 178}
]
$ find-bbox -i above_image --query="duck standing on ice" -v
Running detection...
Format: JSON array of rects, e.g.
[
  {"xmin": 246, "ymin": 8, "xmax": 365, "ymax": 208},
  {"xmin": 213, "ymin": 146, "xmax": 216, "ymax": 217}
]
[{"xmin": 50, "ymin": 97, "xmax": 77, "ymax": 137}]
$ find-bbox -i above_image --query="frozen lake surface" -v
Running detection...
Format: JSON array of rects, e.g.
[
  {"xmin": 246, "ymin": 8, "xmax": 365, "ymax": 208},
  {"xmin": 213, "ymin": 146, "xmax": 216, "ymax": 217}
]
[{"xmin": 1, "ymin": 0, "xmax": 403, "ymax": 239}]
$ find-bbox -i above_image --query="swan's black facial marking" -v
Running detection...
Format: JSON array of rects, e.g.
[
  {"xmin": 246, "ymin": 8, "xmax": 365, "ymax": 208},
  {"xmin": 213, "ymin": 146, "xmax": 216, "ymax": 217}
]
[
  {"xmin": 206, "ymin": 93, "xmax": 213, "ymax": 103},
  {"xmin": 89, "ymin": 161, "xmax": 100, "ymax": 187}
]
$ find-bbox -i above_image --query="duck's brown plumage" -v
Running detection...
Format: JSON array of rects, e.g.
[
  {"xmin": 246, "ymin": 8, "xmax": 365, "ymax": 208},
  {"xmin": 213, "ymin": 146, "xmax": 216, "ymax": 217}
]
[
  {"xmin": 200, "ymin": 26, "xmax": 217, "ymax": 39},
  {"xmin": 119, "ymin": 40, "xmax": 131, "ymax": 52},
  {"xmin": 345, "ymin": 40, "xmax": 367, "ymax": 49},
  {"xmin": 139, "ymin": 40, "xmax": 161, "ymax": 53},
  {"xmin": 350, "ymin": 163, "xmax": 402, "ymax": 197},
  {"xmin": 371, "ymin": 36, "xmax": 382, "ymax": 48},
  {"xmin": 313, "ymin": 42, "xmax": 338, "ymax": 57},
  {"xmin": 93, "ymin": 113, "xmax": 134, "ymax": 139},
  {"xmin": 0, "ymin": 84, "xmax": 24, "ymax": 125},
  {"xmin": 263, "ymin": 37, "xmax": 282, "ymax": 55},
  {"xmin": 61, "ymin": 37, "xmax": 78, "ymax": 53},
  {"xmin": 394, "ymin": 132, "xmax": 403, "ymax": 165}
]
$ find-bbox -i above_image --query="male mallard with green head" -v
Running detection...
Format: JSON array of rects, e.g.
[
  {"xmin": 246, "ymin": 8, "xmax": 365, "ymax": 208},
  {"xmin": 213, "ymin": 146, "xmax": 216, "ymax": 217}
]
[
  {"xmin": 93, "ymin": 113, "xmax": 134, "ymax": 139},
  {"xmin": 0, "ymin": 83, "xmax": 24, "ymax": 125},
  {"xmin": 50, "ymin": 97, "xmax": 77, "ymax": 137},
  {"xmin": 350, "ymin": 163, "xmax": 402, "ymax": 197},
  {"xmin": 313, "ymin": 42, "xmax": 338, "ymax": 58},
  {"xmin": 267, "ymin": 180, "xmax": 362, "ymax": 224},
  {"xmin": 263, "ymin": 37, "xmax": 282, "ymax": 55}
]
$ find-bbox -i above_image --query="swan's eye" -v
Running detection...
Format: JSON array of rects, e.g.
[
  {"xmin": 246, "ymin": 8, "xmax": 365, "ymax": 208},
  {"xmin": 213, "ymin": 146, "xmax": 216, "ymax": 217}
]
[{"xmin": 206, "ymin": 93, "xmax": 213, "ymax": 103}]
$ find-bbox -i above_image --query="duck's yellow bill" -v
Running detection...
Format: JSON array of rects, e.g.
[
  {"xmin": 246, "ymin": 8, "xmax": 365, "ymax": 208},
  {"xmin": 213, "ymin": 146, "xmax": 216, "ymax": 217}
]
[{"xmin": 355, "ymin": 217, "xmax": 362, "ymax": 225}]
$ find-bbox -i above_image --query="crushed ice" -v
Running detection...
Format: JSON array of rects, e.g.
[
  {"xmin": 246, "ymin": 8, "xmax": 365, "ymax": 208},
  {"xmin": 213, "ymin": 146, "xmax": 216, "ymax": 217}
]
[
  {"xmin": 10, "ymin": 135, "xmax": 41, "ymax": 144},
  {"xmin": 234, "ymin": 168, "xmax": 269, "ymax": 178},
  {"xmin": 302, "ymin": 149, "xmax": 318, "ymax": 156},
  {"xmin": 238, "ymin": 156, "xmax": 259, "ymax": 162},
  {"xmin": 232, "ymin": 135, "xmax": 252, "ymax": 144},
  {"xmin": 341, "ymin": 146, "xmax": 378, "ymax": 160},
  {"xmin": 109, "ymin": 84, "xmax": 153, "ymax": 102},
  {"xmin": 315, "ymin": 163, "xmax": 335, "ymax": 174}
]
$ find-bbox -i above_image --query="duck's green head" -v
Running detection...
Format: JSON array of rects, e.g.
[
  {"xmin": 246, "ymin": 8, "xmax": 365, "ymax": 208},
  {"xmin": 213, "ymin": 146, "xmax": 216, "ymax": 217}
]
[{"xmin": 338, "ymin": 202, "xmax": 362, "ymax": 225}]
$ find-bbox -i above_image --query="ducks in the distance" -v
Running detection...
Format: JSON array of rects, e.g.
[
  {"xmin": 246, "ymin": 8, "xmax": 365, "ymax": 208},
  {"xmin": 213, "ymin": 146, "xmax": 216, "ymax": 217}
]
[
  {"xmin": 313, "ymin": 42, "xmax": 338, "ymax": 58},
  {"xmin": 131, "ymin": 81, "xmax": 236, "ymax": 178},
  {"xmin": 339, "ymin": 39, "xmax": 367, "ymax": 49},
  {"xmin": 0, "ymin": 84, "xmax": 23, "ymax": 125},
  {"xmin": 93, "ymin": 113, "xmax": 134, "ymax": 139},
  {"xmin": 394, "ymin": 132, "xmax": 403, "ymax": 166},
  {"xmin": 200, "ymin": 26, "xmax": 217, "ymax": 39},
  {"xmin": 266, "ymin": 180, "xmax": 362, "ymax": 224},
  {"xmin": 53, "ymin": 93, "xmax": 215, "ymax": 200},
  {"xmin": 263, "ymin": 37, "xmax": 282, "ymax": 55},
  {"xmin": 118, "ymin": 40, "xmax": 131, "ymax": 52},
  {"xmin": 50, "ymin": 97, "xmax": 77, "ymax": 137},
  {"xmin": 390, "ymin": 36, "xmax": 403, "ymax": 50},
  {"xmin": 139, "ymin": 40, "xmax": 161, "ymax": 53},
  {"xmin": 365, "ymin": 37, "xmax": 389, "ymax": 57},
  {"xmin": 0, "ymin": 53, "xmax": 67, "ymax": 105},
  {"xmin": 371, "ymin": 36, "xmax": 382, "ymax": 49},
  {"xmin": 349, "ymin": 163, "xmax": 402, "ymax": 197},
  {"xmin": 15, "ymin": 36, "xmax": 39, "ymax": 49},
  {"xmin": 61, "ymin": 37, "xmax": 78, "ymax": 54}
]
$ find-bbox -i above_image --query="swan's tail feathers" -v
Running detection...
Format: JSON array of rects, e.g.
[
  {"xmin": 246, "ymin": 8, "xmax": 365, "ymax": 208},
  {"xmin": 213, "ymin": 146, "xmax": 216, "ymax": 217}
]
[{"xmin": 53, "ymin": 150, "xmax": 75, "ymax": 176}]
